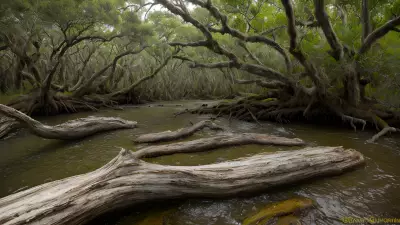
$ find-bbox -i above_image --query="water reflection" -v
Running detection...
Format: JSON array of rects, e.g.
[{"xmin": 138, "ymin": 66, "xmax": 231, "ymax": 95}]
[{"xmin": 0, "ymin": 100, "xmax": 399, "ymax": 225}]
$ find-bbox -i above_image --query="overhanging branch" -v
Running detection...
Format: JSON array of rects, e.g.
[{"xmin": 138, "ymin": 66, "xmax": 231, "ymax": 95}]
[
  {"xmin": 238, "ymin": 41, "xmax": 264, "ymax": 65},
  {"xmin": 174, "ymin": 55, "xmax": 233, "ymax": 68},
  {"xmin": 110, "ymin": 49, "xmax": 179, "ymax": 96},
  {"xmin": 189, "ymin": 0, "xmax": 292, "ymax": 74},
  {"xmin": 73, "ymin": 45, "xmax": 148, "ymax": 97},
  {"xmin": 358, "ymin": 16, "xmax": 400, "ymax": 56},
  {"xmin": 157, "ymin": 0, "xmax": 295, "ymax": 88},
  {"xmin": 169, "ymin": 40, "xmax": 208, "ymax": 47}
]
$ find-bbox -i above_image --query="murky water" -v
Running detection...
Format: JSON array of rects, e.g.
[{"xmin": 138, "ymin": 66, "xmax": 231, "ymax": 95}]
[{"xmin": 0, "ymin": 101, "xmax": 399, "ymax": 225}]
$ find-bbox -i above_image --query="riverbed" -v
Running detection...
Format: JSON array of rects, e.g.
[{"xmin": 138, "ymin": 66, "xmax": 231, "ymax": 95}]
[{"xmin": 0, "ymin": 101, "xmax": 399, "ymax": 224}]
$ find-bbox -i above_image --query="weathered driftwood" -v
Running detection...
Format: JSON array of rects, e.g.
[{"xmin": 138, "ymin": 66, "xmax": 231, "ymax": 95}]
[
  {"xmin": 0, "ymin": 104, "xmax": 137, "ymax": 140},
  {"xmin": 367, "ymin": 126, "xmax": 397, "ymax": 143},
  {"xmin": 133, "ymin": 132, "xmax": 305, "ymax": 158},
  {"xmin": 0, "ymin": 146, "xmax": 364, "ymax": 225},
  {"xmin": 0, "ymin": 117, "xmax": 20, "ymax": 139},
  {"xmin": 134, "ymin": 120, "xmax": 225, "ymax": 143}
]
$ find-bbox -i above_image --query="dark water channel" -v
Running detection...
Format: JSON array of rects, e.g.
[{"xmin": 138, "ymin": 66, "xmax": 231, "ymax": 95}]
[{"xmin": 0, "ymin": 101, "xmax": 399, "ymax": 224}]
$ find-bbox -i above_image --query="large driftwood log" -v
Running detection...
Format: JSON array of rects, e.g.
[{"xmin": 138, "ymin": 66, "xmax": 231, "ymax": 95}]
[
  {"xmin": 0, "ymin": 146, "xmax": 364, "ymax": 225},
  {"xmin": 133, "ymin": 133, "xmax": 305, "ymax": 158},
  {"xmin": 0, "ymin": 117, "xmax": 20, "ymax": 139},
  {"xmin": 134, "ymin": 120, "xmax": 225, "ymax": 143},
  {"xmin": 0, "ymin": 104, "xmax": 137, "ymax": 140}
]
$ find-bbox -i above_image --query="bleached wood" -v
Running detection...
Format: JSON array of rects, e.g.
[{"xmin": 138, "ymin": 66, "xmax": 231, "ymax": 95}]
[
  {"xmin": 133, "ymin": 132, "xmax": 305, "ymax": 158},
  {"xmin": 0, "ymin": 117, "xmax": 19, "ymax": 139},
  {"xmin": 0, "ymin": 146, "xmax": 364, "ymax": 225},
  {"xmin": 134, "ymin": 120, "xmax": 224, "ymax": 143},
  {"xmin": 0, "ymin": 104, "xmax": 137, "ymax": 140}
]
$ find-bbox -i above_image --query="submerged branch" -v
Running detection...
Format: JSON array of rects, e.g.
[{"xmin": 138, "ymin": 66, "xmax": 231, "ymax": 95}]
[
  {"xmin": 367, "ymin": 114, "xmax": 398, "ymax": 143},
  {"xmin": 134, "ymin": 120, "xmax": 225, "ymax": 143}
]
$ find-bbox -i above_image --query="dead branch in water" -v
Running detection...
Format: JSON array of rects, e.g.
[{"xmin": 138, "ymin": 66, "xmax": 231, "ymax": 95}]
[{"xmin": 134, "ymin": 120, "xmax": 225, "ymax": 143}]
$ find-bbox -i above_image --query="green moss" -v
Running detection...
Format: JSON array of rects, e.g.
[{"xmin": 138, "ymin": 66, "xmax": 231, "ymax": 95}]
[
  {"xmin": 61, "ymin": 91, "xmax": 73, "ymax": 96},
  {"xmin": 262, "ymin": 98, "xmax": 277, "ymax": 102},
  {"xmin": 372, "ymin": 114, "xmax": 389, "ymax": 129},
  {"xmin": 0, "ymin": 94, "xmax": 22, "ymax": 105},
  {"xmin": 242, "ymin": 197, "xmax": 313, "ymax": 225}
]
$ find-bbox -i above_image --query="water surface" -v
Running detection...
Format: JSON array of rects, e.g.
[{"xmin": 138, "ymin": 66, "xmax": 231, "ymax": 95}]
[{"xmin": 0, "ymin": 100, "xmax": 399, "ymax": 224}]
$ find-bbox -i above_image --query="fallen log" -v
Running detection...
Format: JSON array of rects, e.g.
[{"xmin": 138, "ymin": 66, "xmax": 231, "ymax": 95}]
[
  {"xmin": 133, "ymin": 132, "xmax": 305, "ymax": 158},
  {"xmin": 0, "ymin": 117, "xmax": 20, "ymax": 139},
  {"xmin": 134, "ymin": 120, "xmax": 225, "ymax": 143},
  {"xmin": 0, "ymin": 146, "xmax": 364, "ymax": 225},
  {"xmin": 0, "ymin": 104, "xmax": 137, "ymax": 140}
]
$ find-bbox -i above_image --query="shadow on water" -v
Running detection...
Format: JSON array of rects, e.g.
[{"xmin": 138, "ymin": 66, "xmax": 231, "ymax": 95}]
[{"xmin": 0, "ymin": 100, "xmax": 400, "ymax": 225}]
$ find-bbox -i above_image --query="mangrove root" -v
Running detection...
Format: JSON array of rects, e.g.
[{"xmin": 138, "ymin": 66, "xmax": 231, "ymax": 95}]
[
  {"xmin": 367, "ymin": 126, "xmax": 397, "ymax": 143},
  {"xmin": 0, "ymin": 146, "xmax": 364, "ymax": 225},
  {"xmin": 0, "ymin": 104, "xmax": 137, "ymax": 140},
  {"xmin": 134, "ymin": 120, "xmax": 225, "ymax": 143},
  {"xmin": 133, "ymin": 132, "xmax": 306, "ymax": 158},
  {"xmin": 192, "ymin": 98, "xmax": 400, "ymax": 143}
]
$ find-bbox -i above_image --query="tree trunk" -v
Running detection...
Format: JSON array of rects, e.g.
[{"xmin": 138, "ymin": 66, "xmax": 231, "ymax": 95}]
[
  {"xmin": 0, "ymin": 146, "xmax": 364, "ymax": 225},
  {"xmin": 0, "ymin": 104, "xmax": 137, "ymax": 140},
  {"xmin": 14, "ymin": 59, "xmax": 25, "ymax": 91},
  {"xmin": 344, "ymin": 63, "xmax": 361, "ymax": 106},
  {"xmin": 361, "ymin": 0, "xmax": 371, "ymax": 43}
]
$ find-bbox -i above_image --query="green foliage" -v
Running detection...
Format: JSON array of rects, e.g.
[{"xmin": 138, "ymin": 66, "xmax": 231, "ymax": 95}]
[{"xmin": 0, "ymin": 0, "xmax": 399, "ymax": 105}]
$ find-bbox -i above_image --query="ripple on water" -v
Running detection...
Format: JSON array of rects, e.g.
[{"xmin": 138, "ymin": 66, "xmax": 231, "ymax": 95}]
[{"xmin": 1, "ymin": 100, "xmax": 400, "ymax": 224}]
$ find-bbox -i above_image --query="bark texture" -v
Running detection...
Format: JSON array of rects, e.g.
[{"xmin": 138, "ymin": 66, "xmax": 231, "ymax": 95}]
[
  {"xmin": 0, "ymin": 117, "xmax": 20, "ymax": 139},
  {"xmin": 0, "ymin": 146, "xmax": 364, "ymax": 225},
  {"xmin": 0, "ymin": 104, "xmax": 137, "ymax": 140},
  {"xmin": 134, "ymin": 120, "xmax": 225, "ymax": 143},
  {"xmin": 133, "ymin": 133, "xmax": 305, "ymax": 158}
]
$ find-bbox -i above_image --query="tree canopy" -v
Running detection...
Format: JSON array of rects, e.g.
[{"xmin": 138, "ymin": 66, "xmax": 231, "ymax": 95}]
[{"xmin": 0, "ymin": 0, "xmax": 399, "ymax": 140}]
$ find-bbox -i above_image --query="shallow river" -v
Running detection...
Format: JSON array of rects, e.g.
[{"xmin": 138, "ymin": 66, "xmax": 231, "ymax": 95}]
[{"xmin": 0, "ymin": 101, "xmax": 399, "ymax": 225}]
